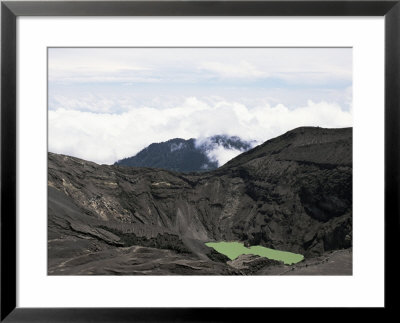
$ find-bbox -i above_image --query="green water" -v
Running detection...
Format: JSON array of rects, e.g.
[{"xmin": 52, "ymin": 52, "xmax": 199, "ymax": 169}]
[{"xmin": 205, "ymin": 241, "xmax": 304, "ymax": 265}]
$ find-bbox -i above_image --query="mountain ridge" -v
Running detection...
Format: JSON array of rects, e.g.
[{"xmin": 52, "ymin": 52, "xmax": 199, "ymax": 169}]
[{"xmin": 114, "ymin": 135, "xmax": 254, "ymax": 173}]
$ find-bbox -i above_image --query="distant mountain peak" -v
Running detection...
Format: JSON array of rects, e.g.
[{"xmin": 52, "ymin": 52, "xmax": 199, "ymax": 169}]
[{"xmin": 114, "ymin": 135, "xmax": 254, "ymax": 173}]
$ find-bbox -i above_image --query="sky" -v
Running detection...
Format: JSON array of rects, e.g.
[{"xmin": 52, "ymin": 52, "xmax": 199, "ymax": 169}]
[{"xmin": 48, "ymin": 47, "xmax": 352, "ymax": 165}]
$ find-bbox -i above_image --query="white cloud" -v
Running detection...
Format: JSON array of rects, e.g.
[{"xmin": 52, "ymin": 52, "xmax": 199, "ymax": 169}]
[
  {"xmin": 199, "ymin": 60, "xmax": 266, "ymax": 79},
  {"xmin": 194, "ymin": 136, "xmax": 253, "ymax": 167},
  {"xmin": 49, "ymin": 65, "xmax": 157, "ymax": 84},
  {"xmin": 207, "ymin": 147, "xmax": 245, "ymax": 167},
  {"xmin": 48, "ymin": 97, "xmax": 352, "ymax": 165}
]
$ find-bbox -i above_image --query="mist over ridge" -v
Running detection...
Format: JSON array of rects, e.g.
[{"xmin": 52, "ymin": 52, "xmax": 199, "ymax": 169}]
[{"xmin": 114, "ymin": 134, "xmax": 256, "ymax": 172}]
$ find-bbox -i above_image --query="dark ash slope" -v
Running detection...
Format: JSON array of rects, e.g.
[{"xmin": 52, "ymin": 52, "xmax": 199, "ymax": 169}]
[{"xmin": 48, "ymin": 126, "xmax": 352, "ymax": 275}]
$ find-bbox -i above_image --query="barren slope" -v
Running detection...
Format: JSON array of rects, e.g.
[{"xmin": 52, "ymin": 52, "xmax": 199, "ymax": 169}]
[{"xmin": 48, "ymin": 127, "xmax": 352, "ymax": 275}]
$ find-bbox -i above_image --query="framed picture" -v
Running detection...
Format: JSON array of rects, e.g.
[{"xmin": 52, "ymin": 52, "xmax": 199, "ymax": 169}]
[{"xmin": 1, "ymin": 0, "xmax": 398, "ymax": 320}]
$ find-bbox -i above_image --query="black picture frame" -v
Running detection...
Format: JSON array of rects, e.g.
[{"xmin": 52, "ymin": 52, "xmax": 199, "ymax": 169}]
[{"xmin": 1, "ymin": 0, "xmax": 399, "ymax": 321}]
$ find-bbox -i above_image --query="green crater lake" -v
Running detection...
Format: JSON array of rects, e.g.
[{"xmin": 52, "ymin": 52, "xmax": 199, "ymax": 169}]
[{"xmin": 205, "ymin": 241, "xmax": 304, "ymax": 265}]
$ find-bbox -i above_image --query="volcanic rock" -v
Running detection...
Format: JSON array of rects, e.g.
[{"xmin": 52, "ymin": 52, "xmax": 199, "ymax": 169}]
[{"xmin": 48, "ymin": 127, "xmax": 352, "ymax": 275}]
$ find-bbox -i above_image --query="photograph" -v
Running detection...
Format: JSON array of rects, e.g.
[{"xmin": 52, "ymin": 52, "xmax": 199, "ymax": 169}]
[
  {"xmin": 47, "ymin": 47, "xmax": 353, "ymax": 275},
  {"xmin": 2, "ymin": 0, "xmax": 397, "ymax": 319}
]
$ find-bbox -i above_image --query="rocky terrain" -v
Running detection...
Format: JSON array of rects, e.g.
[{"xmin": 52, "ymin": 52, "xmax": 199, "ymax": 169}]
[
  {"xmin": 48, "ymin": 127, "xmax": 352, "ymax": 275},
  {"xmin": 114, "ymin": 135, "xmax": 254, "ymax": 172}
]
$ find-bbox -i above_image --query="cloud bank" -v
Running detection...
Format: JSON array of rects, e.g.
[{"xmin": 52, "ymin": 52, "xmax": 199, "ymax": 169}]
[
  {"xmin": 48, "ymin": 48, "xmax": 352, "ymax": 166},
  {"xmin": 49, "ymin": 97, "xmax": 352, "ymax": 165}
]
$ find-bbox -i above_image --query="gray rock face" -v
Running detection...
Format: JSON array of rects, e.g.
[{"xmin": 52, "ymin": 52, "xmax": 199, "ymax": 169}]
[
  {"xmin": 227, "ymin": 254, "xmax": 282, "ymax": 274},
  {"xmin": 48, "ymin": 126, "xmax": 352, "ymax": 275}
]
